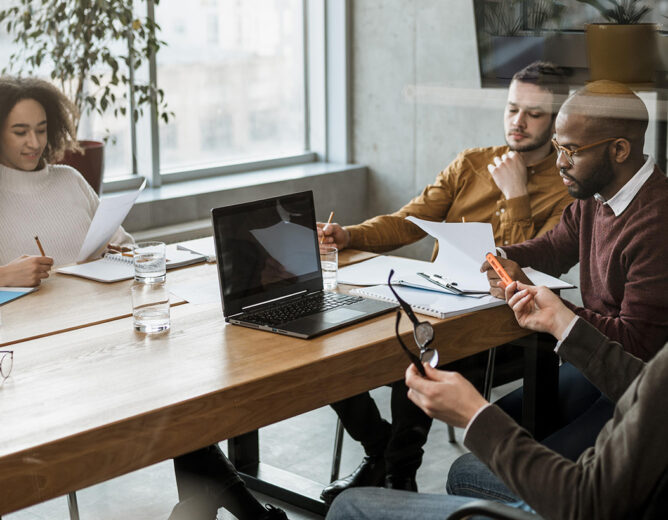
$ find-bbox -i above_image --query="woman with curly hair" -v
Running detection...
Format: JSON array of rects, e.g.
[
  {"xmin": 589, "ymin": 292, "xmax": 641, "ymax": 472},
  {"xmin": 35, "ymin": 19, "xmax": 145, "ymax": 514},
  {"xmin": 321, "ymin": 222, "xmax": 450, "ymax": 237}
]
[{"xmin": 0, "ymin": 75, "xmax": 132, "ymax": 286}]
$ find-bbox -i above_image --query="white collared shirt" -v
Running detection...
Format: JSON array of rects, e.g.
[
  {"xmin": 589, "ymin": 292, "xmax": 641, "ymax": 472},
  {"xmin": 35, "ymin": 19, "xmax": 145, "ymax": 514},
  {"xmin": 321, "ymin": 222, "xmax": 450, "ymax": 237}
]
[{"xmin": 594, "ymin": 155, "xmax": 655, "ymax": 216}]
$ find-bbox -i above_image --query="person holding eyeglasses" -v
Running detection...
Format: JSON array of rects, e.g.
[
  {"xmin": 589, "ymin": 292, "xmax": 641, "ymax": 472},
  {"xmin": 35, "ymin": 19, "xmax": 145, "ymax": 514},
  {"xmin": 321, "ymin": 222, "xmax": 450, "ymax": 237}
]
[
  {"xmin": 316, "ymin": 61, "xmax": 574, "ymax": 503},
  {"xmin": 326, "ymin": 282, "xmax": 668, "ymax": 520},
  {"xmin": 457, "ymin": 80, "xmax": 668, "ymax": 502}
]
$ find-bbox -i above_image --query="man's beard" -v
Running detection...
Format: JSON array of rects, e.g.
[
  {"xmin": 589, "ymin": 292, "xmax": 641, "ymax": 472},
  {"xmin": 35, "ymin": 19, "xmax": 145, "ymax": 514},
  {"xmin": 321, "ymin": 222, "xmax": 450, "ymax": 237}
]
[
  {"xmin": 561, "ymin": 152, "xmax": 614, "ymax": 200},
  {"xmin": 506, "ymin": 123, "xmax": 553, "ymax": 153}
]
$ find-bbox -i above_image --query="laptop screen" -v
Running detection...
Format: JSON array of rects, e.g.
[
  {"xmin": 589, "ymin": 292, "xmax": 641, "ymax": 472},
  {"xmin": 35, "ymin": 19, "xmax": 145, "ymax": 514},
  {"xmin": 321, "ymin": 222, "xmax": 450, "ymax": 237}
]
[{"xmin": 212, "ymin": 191, "xmax": 323, "ymax": 316}]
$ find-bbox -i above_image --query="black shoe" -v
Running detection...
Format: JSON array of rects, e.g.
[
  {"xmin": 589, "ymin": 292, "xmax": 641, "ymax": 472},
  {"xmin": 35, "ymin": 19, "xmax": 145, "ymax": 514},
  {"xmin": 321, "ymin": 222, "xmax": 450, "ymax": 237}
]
[
  {"xmin": 320, "ymin": 456, "xmax": 386, "ymax": 504},
  {"xmin": 167, "ymin": 496, "xmax": 218, "ymax": 520},
  {"xmin": 384, "ymin": 474, "xmax": 418, "ymax": 492},
  {"xmin": 259, "ymin": 504, "xmax": 289, "ymax": 519}
]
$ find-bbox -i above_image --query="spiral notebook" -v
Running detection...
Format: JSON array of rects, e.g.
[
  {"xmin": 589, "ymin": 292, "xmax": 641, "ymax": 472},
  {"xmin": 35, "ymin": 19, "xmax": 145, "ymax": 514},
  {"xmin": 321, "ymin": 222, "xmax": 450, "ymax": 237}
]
[
  {"xmin": 57, "ymin": 245, "xmax": 207, "ymax": 283},
  {"xmin": 351, "ymin": 284, "xmax": 505, "ymax": 319}
]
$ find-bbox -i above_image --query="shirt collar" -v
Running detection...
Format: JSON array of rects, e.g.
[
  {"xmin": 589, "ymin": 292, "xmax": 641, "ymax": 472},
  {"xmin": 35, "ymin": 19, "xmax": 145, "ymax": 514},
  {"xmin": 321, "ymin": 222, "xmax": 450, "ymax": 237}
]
[{"xmin": 594, "ymin": 155, "xmax": 655, "ymax": 216}]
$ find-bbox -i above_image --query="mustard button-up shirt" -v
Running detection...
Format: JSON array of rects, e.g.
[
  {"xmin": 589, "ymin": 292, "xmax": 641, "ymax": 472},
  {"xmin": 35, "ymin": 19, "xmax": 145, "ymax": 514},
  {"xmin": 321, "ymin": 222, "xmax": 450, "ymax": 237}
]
[{"xmin": 346, "ymin": 145, "xmax": 573, "ymax": 259}]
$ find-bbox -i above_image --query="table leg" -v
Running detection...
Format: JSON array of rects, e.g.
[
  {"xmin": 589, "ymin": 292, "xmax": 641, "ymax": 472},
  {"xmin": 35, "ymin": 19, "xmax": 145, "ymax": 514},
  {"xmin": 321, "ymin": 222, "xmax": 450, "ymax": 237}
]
[
  {"xmin": 228, "ymin": 431, "xmax": 328, "ymax": 515},
  {"xmin": 521, "ymin": 332, "xmax": 559, "ymax": 439}
]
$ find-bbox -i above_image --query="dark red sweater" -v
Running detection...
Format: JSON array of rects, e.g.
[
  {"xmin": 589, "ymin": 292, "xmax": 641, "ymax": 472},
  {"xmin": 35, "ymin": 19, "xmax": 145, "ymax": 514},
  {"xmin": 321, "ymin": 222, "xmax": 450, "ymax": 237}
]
[{"xmin": 504, "ymin": 167, "xmax": 668, "ymax": 361}]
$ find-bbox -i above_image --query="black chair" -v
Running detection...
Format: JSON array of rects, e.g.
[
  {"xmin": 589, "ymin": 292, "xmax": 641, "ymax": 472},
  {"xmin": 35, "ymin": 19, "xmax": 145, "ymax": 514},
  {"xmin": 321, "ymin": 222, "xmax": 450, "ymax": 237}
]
[{"xmin": 445, "ymin": 468, "xmax": 668, "ymax": 520}]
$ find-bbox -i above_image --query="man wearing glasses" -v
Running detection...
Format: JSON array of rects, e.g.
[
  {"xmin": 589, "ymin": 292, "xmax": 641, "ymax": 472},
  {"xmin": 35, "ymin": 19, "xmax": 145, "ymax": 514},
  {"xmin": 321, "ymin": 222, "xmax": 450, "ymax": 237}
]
[
  {"xmin": 317, "ymin": 61, "xmax": 572, "ymax": 502},
  {"xmin": 450, "ymin": 80, "xmax": 668, "ymax": 501}
]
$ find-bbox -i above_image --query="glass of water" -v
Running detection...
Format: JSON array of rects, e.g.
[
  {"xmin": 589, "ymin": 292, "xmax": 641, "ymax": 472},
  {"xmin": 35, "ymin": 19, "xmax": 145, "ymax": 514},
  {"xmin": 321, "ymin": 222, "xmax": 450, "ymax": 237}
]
[
  {"xmin": 131, "ymin": 282, "xmax": 170, "ymax": 334},
  {"xmin": 133, "ymin": 241, "xmax": 166, "ymax": 283},
  {"xmin": 319, "ymin": 245, "xmax": 338, "ymax": 291}
]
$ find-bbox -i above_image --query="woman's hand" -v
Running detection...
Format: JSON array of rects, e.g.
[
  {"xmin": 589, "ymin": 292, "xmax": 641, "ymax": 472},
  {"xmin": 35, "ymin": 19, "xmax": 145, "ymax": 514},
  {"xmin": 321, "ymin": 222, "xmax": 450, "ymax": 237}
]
[{"xmin": 0, "ymin": 255, "xmax": 54, "ymax": 287}]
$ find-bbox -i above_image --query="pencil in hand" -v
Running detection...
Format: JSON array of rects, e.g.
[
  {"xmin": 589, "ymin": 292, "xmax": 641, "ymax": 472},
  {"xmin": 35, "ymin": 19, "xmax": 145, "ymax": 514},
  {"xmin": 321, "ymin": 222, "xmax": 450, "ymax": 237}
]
[
  {"xmin": 320, "ymin": 211, "xmax": 334, "ymax": 244},
  {"xmin": 34, "ymin": 236, "xmax": 46, "ymax": 256}
]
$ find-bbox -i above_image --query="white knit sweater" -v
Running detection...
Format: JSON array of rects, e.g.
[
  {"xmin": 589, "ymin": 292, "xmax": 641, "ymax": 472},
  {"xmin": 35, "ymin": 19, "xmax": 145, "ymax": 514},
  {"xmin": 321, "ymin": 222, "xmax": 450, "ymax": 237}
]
[{"xmin": 0, "ymin": 164, "xmax": 133, "ymax": 266}]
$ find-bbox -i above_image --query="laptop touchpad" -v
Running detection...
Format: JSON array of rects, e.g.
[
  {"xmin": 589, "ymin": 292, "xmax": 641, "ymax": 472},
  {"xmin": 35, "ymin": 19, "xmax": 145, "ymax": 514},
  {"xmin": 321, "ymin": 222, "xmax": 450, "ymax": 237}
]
[{"xmin": 321, "ymin": 308, "xmax": 365, "ymax": 323}]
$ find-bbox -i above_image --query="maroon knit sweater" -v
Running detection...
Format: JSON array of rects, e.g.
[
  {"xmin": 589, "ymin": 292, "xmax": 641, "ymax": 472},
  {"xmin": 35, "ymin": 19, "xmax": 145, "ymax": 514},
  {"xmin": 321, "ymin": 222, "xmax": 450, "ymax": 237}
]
[{"xmin": 503, "ymin": 167, "xmax": 668, "ymax": 361}]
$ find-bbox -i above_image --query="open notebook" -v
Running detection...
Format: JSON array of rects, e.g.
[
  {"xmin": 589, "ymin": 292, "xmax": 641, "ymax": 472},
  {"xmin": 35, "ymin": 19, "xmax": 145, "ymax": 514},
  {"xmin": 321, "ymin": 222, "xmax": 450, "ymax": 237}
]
[
  {"xmin": 351, "ymin": 284, "xmax": 504, "ymax": 319},
  {"xmin": 57, "ymin": 245, "xmax": 207, "ymax": 282}
]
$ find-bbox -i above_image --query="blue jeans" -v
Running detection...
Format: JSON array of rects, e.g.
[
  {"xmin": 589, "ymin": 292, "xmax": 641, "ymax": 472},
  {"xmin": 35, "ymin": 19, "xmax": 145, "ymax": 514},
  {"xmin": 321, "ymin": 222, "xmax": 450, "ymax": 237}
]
[{"xmin": 326, "ymin": 488, "xmax": 534, "ymax": 520}]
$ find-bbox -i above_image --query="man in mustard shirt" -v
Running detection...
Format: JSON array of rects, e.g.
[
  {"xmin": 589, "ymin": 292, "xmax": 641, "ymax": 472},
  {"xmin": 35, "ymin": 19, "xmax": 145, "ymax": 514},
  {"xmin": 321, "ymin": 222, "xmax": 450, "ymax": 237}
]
[{"xmin": 317, "ymin": 61, "xmax": 573, "ymax": 503}]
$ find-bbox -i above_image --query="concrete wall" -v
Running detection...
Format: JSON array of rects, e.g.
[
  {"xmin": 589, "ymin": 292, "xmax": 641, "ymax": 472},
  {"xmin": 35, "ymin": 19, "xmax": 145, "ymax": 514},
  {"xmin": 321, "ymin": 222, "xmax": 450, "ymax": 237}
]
[{"xmin": 351, "ymin": 0, "xmax": 501, "ymax": 259}]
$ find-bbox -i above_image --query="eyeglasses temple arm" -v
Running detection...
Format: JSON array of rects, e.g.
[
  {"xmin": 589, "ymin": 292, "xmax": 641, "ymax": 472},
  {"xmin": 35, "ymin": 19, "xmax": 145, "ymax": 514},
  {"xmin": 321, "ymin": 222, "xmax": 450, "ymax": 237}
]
[{"xmin": 395, "ymin": 311, "xmax": 426, "ymax": 377}]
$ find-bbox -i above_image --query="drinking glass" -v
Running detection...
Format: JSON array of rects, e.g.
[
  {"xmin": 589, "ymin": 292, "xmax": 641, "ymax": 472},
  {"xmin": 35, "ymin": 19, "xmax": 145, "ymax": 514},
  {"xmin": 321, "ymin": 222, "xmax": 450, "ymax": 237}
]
[
  {"xmin": 133, "ymin": 241, "xmax": 167, "ymax": 283},
  {"xmin": 320, "ymin": 245, "xmax": 338, "ymax": 291},
  {"xmin": 131, "ymin": 282, "xmax": 170, "ymax": 333}
]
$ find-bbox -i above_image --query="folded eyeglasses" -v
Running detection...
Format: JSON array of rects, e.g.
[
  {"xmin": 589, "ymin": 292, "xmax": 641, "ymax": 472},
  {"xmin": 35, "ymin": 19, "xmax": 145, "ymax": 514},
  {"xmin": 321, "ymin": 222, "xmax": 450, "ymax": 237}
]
[{"xmin": 388, "ymin": 269, "xmax": 439, "ymax": 376}]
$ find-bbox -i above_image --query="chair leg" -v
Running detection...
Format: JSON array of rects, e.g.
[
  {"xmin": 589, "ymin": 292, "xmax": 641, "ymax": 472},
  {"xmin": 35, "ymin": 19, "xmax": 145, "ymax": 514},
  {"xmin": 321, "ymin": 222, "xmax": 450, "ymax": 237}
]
[
  {"xmin": 68, "ymin": 491, "xmax": 80, "ymax": 520},
  {"xmin": 482, "ymin": 347, "xmax": 497, "ymax": 401},
  {"xmin": 447, "ymin": 424, "xmax": 457, "ymax": 443},
  {"xmin": 330, "ymin": 417, "xmax": 345, "ymax": 482}
]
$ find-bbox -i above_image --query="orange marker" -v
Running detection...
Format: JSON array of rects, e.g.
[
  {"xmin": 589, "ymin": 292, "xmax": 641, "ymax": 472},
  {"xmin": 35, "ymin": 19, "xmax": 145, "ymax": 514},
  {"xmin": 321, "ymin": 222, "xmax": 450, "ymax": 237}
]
[{"xmin": 485, "ymin": 252, "xmax": 513, "ymax": 287}]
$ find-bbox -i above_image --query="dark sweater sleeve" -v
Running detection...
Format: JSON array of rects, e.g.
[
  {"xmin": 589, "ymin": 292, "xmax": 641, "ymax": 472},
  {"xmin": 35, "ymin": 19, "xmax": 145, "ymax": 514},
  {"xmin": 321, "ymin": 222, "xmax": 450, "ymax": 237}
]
[
  {"xmin": 503, "ymin": 201, "xmax": 580, "ymax": 277},
  {"xmin": 558, "ymin": 318, "xmax": 645, "ymax": 401},
  {"xmin": 465, "ymin": 340, "xmax": 667, "ymax": 519}
]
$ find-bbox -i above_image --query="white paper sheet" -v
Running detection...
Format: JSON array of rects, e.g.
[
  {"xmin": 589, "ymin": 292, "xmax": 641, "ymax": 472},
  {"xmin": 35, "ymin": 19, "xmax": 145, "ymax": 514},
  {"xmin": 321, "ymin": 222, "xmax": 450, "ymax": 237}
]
[
  {"xmin": 337, "ymin": 255, "xmax": 435, "ymax": 286},
  {"xmin": 76, "ymin": 180, "xmax": 146, "ymax": 262},
  {"xmin": 177, "ymin": 236, "xmax": 216, "ymax": 262},
  {"xmin": 169, "ymin": 278, "xmax": 222, "ymax": 305},
  {"xmin": 406, "ymin": 217, "xmax": 494, "ymax": 292}
]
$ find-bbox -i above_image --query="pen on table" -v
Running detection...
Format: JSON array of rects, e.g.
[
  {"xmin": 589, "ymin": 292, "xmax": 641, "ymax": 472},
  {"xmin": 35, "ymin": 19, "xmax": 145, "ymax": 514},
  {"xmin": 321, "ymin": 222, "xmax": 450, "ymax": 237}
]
[
  {"xmin": 34, "ymin": 236, "xmax": 46, "ymax": 256},
  {"xmin": 321, "ymin": 211, "xmax": 335, "ymax": 244}
]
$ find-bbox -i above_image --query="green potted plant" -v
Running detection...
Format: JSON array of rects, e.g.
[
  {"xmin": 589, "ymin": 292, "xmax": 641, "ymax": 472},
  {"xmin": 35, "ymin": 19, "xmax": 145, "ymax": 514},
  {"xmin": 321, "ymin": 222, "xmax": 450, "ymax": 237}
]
[
  {"xmin": 577, "ymin": 0, "xmax": 658, "ymax": 84},
  {"xmin": 0, "ymin": 0, "xmax": 171, "ymax": 193},
  {"xmin": 476, "ymin": 0, "xmax": 565, "ymax": 80}
]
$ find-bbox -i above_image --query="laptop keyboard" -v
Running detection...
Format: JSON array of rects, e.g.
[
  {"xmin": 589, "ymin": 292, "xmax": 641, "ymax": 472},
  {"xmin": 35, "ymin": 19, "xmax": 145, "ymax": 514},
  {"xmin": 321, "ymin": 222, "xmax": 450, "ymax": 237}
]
[{"xmin": 244, "ymin": 292, "xmax": 364, "ymax": 327}]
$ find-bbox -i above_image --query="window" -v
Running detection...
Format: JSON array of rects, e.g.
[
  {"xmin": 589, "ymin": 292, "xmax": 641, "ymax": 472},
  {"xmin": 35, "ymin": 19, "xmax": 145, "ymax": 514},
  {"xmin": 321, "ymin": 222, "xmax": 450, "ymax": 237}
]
[
  {"xmin": 155, "ymin": 0, "xmax": 305, "ymax": 174},
  {"xmin": 1, "ymin": 0, "xmax": 308, "ymax": 185}
]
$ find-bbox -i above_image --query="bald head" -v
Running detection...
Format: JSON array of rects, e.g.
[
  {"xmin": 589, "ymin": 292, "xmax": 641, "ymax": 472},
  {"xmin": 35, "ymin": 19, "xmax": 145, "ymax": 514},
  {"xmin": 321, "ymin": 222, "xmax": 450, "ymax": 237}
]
[{"xmin": 559, "ymin": 80, "xmax": 648, "ymax": 147}]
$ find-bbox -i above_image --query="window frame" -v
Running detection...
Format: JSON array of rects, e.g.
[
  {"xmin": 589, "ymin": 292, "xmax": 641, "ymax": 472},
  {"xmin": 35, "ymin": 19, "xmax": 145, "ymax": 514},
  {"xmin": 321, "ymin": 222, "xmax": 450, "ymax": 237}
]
[{"xmin": 102, "ymin": 0, "xmax": 350, "ymax": 193}]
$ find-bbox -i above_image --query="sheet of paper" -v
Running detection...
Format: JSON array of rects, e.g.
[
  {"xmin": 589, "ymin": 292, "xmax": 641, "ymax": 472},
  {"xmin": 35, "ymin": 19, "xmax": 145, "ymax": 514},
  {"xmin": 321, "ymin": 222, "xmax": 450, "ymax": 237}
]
[
  {"xmin": 169, "ymin": 279, "xmax": 222, "ymax": 305},
  {"xmin": 406, "ymin": 217, "xmax": 494, "ymax": 292},
  {"xmin": 177, "ymin": 236, "xmax": 216, "ymax": 261},
  {"xmin": 76, "ymin": 180, "xmax": 146, "ymax": 262},
  {"xmin": 523, "ymin": 267, "xmax": 576, "ymax": 290},
  {"xmin": 337, "ymin": 255, "xmax": 435, "ymax": 286}
]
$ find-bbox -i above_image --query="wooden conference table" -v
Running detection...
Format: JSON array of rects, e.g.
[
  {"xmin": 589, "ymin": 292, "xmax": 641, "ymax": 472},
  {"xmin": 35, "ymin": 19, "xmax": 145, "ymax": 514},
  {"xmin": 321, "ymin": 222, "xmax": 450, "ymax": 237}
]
[{"xmin": 0, "ymin": 251, "xmax": 558, "ymax": 516}]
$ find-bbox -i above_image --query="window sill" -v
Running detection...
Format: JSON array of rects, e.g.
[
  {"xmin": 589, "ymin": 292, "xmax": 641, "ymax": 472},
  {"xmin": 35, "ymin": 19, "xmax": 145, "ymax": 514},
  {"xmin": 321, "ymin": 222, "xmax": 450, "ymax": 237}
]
[{"xmin": 111, "ymin": 161, "xmax": 368, "ymax": 241}]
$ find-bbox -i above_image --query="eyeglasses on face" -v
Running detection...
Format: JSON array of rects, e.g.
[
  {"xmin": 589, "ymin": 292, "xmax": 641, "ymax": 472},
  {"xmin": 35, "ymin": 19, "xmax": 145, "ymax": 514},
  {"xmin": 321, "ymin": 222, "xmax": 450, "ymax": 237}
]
[
  {"xmin": 551, "ymin": 137, "xmax": 620, "ymax": 166},
  {"xmin": 0, "ymin": 350, "xmax": 14, "ymax": 382}
]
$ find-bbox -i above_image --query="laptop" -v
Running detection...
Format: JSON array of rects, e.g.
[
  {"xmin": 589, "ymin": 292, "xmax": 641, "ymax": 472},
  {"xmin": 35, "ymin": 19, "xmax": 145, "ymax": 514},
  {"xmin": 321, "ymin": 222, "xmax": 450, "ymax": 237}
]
[{"xmin": 212, "ymin": 191, "xmax": 398, "ymax": 338}]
